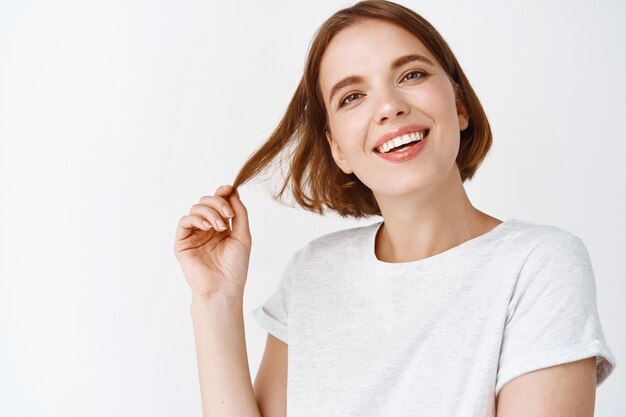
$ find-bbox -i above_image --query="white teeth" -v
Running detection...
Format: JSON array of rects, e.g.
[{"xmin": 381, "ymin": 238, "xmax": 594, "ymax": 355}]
[{"xmin": 378, "ymin": 130, "xmax": 425, "ymax": 153}]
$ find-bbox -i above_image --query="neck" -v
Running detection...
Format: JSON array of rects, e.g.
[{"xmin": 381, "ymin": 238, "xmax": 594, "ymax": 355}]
[{"xmin": 372, "ymin": 164, "xmax": 501, "ymax": 263}]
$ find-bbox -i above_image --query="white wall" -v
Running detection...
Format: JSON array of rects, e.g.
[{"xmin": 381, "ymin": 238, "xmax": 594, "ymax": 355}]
[{"xmin": 0, "ymin": 0, "xmax": 623, "ymax": 415}]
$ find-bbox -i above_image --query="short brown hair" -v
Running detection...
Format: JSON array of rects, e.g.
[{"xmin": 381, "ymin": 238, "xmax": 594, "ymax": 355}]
[{"xmin": 232, "ymin": 0, "xmax": 492, "ymax": 218}]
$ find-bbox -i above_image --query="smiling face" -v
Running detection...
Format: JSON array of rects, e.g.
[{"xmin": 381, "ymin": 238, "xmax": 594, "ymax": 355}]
[{"xmin": 319, "ymin": 18, "xmax": 469, "ymax": 198}]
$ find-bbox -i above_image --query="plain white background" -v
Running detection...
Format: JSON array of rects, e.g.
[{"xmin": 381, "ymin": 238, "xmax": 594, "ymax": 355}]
[{"xmin": 0, "ymin": 0, "xmax": 623, "ymax": 415}]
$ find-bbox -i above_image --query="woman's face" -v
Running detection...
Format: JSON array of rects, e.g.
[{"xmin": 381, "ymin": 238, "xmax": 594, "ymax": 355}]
[{"xmin": 319, "ymin": 19, "xmax": 469, "ymax": 198}]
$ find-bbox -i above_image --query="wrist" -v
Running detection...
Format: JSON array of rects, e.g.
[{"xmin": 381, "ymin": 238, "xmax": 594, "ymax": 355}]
[{"xmin": 190, "ymin": 289, "xmax": 243, "ymax": 310}]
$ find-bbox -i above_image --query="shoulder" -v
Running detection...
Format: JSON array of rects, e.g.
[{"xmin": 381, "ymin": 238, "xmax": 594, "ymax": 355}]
[
  {"xmin": 290, "ymin": 221, "xmax": 379, "ymax": 264},
  {"xmin": 504, "ymin": 219, "xmax": 587, "ymax": 255},
  {"xmin": 504, "ymin": 219, "xmax": 592, "ymax": 282}
]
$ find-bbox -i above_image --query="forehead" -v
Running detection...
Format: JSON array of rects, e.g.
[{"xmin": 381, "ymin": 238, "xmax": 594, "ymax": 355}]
[{"xmin": 319, "ymin": 19, "xmax": 437, "ymax": 96}]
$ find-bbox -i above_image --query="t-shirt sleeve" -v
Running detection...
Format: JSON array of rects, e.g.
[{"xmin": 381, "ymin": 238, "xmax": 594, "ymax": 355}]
[
  {"xmin": 495, "ymin": 232, "xmax": 617, "ymax": 397},
  {"xmin": 250, "ymin": 252, "xmax": 299, "ymax": 344}
]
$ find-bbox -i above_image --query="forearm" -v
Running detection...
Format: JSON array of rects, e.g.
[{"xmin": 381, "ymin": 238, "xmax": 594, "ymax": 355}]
[{"xmin": 190, "ymin": 293, "xmax": 262, "ymax": 417}]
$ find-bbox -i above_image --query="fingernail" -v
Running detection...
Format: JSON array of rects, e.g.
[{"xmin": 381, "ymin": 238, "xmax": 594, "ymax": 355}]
[{"xmin": 216, "ymin": 218, "xmax": 227, "ymax": 230}]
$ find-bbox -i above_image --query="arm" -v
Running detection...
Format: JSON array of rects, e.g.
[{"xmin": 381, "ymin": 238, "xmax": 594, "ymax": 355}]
[
  {"xmin": 496, "ymin": 357, "xmax": 597, "ymax": 416},
  {"xmin": 253, "ymin": 334, "xmax": 288, "ymax": 417},
  {"xmin": 190, "ymin": 293, "xmax": 263, "ymax": 417}
]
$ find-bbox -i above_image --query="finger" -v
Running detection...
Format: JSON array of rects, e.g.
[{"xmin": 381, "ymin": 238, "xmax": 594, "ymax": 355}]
[
  {"xmin": 227, "ymin": 188, "xmax": 251, "ymax": 246},
  {"xmin": 215, "ymin": 184, "xmax": 235, "ymax": 197},
  {"xmin": 198, "ymin": 194, "xmax": 235, "ymax": 219},
  {"xmin": 189, "ymin": 205, "xmax": 230, "ymax": 232},
  {"xmin": 176, "ymin": 214, "xmax": 213, "ymax": 241}
]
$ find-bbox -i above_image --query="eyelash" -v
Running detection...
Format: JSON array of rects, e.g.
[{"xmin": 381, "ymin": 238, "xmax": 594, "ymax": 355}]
[{"xmin": 338, "ymin": 70, "xmax": 429, "ymax": 107}]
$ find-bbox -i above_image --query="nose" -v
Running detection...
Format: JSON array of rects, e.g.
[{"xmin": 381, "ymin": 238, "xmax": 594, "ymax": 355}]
[{"xmin": 375, "ymin": 87, "xmax": 410, "ymax": 124}]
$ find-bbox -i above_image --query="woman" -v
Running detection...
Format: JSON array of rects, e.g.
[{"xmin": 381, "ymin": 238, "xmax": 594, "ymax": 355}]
[{"xmin": 173, "ymin": 1, "xmax": 616, "ymax": 416}]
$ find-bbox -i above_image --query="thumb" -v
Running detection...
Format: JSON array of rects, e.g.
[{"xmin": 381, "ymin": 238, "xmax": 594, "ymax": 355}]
[{"xmin": 228, "ymin": 188, "xmax": 251, "ymax": 246}]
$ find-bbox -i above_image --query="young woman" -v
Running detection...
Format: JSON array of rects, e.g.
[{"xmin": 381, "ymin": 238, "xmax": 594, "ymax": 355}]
[{"xmin": 173, "ymin": 1, "xmax": 616, "ymax": 416}]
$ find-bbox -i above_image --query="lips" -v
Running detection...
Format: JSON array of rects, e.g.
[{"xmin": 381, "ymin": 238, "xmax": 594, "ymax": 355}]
[
  {"xmin": 375, "ymin": 131, "xmax": 429, "ymax": 162},
  {"xmin": 373, "ymin": 124, "xmax": 430, "ymax": 152}
]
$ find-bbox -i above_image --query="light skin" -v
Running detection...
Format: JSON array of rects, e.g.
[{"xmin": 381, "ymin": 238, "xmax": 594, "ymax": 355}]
[
  {"xmin": 319, "ymin": 18, "xmax": 502, "ymax": 263},
  {"xmin": 318, "ymin": 19, "xmax": 598, "ymax": 417},
  {"xmin": 175, "ymin": 17, "xmax": 597, "ymax": 417}
]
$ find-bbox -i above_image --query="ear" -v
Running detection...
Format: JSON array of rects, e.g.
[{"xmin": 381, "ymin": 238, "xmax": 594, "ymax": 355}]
[
  {"xmin": 457, "ymin": 99, "xmax": 469, "ymax": 132},
  {"xmin": 454, "ymin": 85, "xmax": 470, "ymax": 132},
  {"xmin": 325, "ymin": 131, "xmax": 353, "ymax": 174}
]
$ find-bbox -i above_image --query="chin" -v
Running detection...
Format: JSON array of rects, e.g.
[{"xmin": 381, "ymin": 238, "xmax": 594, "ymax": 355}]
[{"xmin": 371, "ymin": 175, "xmax": 437, "ymax": 197}]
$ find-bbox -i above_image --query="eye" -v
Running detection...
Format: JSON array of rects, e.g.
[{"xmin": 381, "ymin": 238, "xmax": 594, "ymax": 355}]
[
  {"xmin": 339, "ymin": 92, "xmax": 362, "ymax": 107},
  {"xmin": 402, "ymin": 70, "xmax": 428, "ymax": 82}
]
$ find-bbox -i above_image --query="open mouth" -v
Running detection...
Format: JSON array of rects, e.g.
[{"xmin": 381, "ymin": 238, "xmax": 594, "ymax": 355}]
[{"xmin": 374, "ymin": 129, "xmax": 430, "ymax": 154}]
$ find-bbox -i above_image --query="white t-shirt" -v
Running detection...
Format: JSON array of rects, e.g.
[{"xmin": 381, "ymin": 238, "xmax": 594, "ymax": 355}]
[{"xmin": 251, "ymin": 218, "xmax": 616, "ymax": 417}]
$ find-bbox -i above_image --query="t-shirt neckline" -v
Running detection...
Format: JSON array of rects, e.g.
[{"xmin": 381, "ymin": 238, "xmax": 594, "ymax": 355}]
[{"xmin": 367, "ymin": 218, "xmax": 519, "ymax": 268}]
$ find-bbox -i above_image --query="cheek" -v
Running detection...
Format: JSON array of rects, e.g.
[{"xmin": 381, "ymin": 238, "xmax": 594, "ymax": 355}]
[
  {"xmin": 330, "ymin": 114, "xmax": 369, "ymax": 148},
  {"xmin": 412, "ymin": 89, "xmax": 449, "ymax": 119},
  {"xmin": 406, "ymin": 85, "xmax": 453, "ymax": 119}
]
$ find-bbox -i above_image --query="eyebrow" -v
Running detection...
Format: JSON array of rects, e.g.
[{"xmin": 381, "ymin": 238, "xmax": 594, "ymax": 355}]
[{"xmin": 327, "ymin": 53, "xmax": 436, "ymax": 104}]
